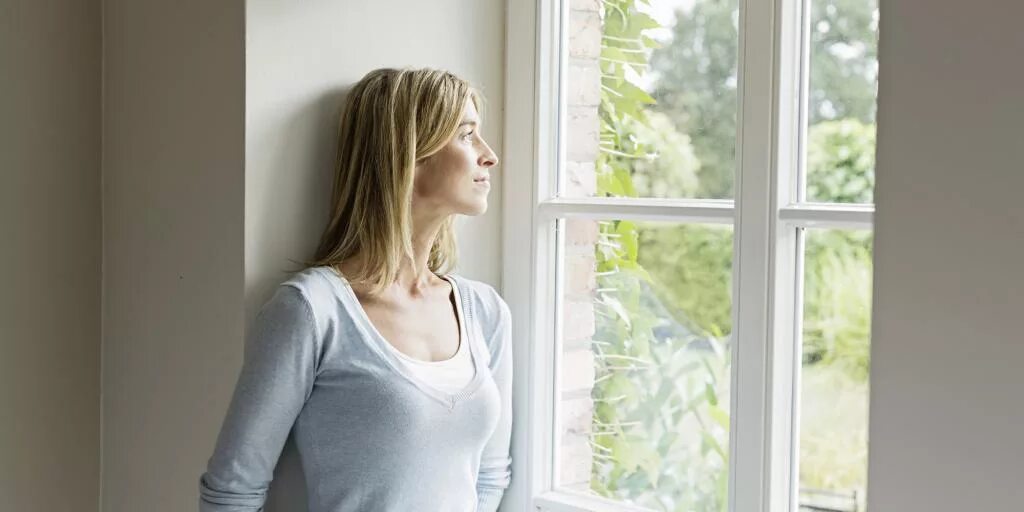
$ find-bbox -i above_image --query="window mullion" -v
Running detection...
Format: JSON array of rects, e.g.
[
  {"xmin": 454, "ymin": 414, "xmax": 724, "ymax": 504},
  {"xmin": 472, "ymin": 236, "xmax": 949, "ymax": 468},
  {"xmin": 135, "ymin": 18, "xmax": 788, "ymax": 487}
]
[
  {"xmin": 731, "ymin": 0, "xmax": 781, "ymax": 511},
  {"xmin": 538, "ymin": 198, "xmax": 735, "ymax": 224},
  {"xmin": 779, "ymin": 203, "xmax": 874, "ymax": 230},
  {"xmin": 766, "ymin": 0, "xmax": 808, "ymax": 510}
]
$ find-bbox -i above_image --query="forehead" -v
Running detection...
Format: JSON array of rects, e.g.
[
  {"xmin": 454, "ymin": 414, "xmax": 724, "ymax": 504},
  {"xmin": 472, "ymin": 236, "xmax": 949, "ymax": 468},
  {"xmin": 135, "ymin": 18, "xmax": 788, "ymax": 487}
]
[{"xmin": 460, "ymin": 100, "xmax": 480, "ymax": 123}]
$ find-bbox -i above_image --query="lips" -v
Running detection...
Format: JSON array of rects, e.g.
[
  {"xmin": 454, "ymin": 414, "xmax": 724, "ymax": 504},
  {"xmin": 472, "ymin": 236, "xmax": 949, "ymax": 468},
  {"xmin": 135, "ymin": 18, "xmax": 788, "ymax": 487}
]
[{"xmin": 473, "ymin": 175, "xmax": 490, "ymax": 183}]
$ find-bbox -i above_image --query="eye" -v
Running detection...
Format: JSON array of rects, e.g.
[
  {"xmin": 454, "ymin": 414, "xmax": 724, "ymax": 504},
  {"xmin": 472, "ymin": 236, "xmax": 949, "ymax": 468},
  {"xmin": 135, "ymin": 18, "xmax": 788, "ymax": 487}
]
[{"xmin": 462, "ymin": 130, "xmax": 475, "ymax": 141}]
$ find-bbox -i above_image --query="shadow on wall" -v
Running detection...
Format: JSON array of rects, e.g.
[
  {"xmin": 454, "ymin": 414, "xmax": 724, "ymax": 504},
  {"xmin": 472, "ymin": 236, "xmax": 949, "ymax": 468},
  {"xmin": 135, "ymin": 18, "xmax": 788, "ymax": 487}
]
[
  {"xmin": 247, "ymin": 85, "xmax": 350, "ymax": 306},
  {"xmin": 250, "ymin": 86, "xmax": 351, "ymax": 511}
]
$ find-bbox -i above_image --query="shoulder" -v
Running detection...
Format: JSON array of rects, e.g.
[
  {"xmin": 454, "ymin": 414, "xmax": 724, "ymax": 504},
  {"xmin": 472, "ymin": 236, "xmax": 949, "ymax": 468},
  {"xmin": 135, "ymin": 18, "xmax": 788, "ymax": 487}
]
[
  {"xmin": 269, "ymin": 265, "xmax": 342, "ymax": 339},
  {"xmin": 448, "ymin": 274, "xmax": 511, "ymax": 359},
  {"xmin": 449, "ymin": 273, "xmax": 510, "ymax": 325},
  {"xmin": 280, "ymin": 266, "xmax": 337, "ymax": 303}
]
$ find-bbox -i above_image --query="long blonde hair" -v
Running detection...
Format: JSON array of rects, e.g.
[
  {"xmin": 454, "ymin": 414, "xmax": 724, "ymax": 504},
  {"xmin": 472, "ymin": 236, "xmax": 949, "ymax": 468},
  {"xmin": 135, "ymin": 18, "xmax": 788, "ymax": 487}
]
[{"xmin": 300, "ymin": 67, "xmax": 482, "ymax": 295}]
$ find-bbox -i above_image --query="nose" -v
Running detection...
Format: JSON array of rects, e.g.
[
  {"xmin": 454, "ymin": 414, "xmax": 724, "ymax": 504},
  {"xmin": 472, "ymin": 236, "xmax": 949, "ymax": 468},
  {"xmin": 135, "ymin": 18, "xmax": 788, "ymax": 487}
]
[{"xmin": 478, "ymin": 141, "xmax": 499, "ymax": 168}]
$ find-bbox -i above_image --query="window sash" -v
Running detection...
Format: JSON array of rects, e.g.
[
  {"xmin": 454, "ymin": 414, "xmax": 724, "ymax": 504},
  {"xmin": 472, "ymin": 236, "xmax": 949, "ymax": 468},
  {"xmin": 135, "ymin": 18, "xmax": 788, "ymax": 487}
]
[{"xmin": 501, "ymin": 0, "xmax": 873, "ymax": 511}]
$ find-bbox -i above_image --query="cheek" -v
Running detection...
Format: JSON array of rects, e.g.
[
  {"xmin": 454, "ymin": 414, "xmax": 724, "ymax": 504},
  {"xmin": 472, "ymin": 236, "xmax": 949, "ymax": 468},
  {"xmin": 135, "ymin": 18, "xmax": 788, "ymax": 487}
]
[
  {"xmin": 416, "ymin": 153, "xmax": 463, "ymax": 197},
  {"xmin": 428, "ymin": 148, "xmax": 473, "ymax": 182},
  {"xmin": 415, "ymin": 139, "xmax": 482, "ymax": 198}
]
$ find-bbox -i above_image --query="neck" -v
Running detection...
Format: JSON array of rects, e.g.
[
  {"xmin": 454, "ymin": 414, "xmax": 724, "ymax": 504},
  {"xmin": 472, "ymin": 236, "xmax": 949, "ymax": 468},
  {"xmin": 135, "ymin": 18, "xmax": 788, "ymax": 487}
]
[{"xmin": 343, "ymin": 210, "xmax": 450, "ymax": 298}]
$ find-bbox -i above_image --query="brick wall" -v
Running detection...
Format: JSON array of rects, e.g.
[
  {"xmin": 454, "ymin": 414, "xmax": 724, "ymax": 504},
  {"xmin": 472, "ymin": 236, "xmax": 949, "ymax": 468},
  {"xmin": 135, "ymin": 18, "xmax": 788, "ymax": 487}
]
[{"xmin": 559, "ymin": 0, "xmax": 601, "ymax": 492}]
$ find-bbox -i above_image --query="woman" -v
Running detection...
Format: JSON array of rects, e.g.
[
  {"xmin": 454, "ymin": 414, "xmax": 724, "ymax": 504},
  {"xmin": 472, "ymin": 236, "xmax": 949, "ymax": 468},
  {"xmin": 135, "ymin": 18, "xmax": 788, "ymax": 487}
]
[{"xmin": 198, "ymin": 68, "xmax": 513, "ymax": 512}]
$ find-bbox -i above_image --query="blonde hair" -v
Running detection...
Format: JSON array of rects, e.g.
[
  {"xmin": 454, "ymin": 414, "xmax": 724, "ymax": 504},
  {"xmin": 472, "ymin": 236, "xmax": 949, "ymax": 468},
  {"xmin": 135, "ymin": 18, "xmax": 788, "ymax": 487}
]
[{"xmin": 299, "ymin": 67, "xmax": 483, "ymax": 295}]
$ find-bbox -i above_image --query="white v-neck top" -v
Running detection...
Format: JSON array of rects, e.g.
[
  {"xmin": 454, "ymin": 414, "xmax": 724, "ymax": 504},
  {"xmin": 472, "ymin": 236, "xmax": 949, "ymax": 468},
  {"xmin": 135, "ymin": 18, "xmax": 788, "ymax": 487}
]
[
  {"xmin": 198, "ymin": 265, "xmax": 513, "ymax": 512},
  {"xmin": 387, "ymin": 275, "xmax": 477, "ymax": 394}
]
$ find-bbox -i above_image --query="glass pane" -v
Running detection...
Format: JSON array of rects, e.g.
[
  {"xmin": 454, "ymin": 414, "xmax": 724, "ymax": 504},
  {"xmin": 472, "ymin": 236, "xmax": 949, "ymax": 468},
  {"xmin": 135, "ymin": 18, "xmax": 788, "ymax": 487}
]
[
  {"xmin": 555, "ymin": 217, "xmax": 734, "ymax": 510},
  {"xmin": 799, "ymin": 228, "xmax": 873, "ymax": 512},
  {"xmin": 560, "ymin": 0, "xmax": 739, "ymax": 200},
  {"xmin": 804, "ymin": 0, "xmax": 879, "ymax": 204}
]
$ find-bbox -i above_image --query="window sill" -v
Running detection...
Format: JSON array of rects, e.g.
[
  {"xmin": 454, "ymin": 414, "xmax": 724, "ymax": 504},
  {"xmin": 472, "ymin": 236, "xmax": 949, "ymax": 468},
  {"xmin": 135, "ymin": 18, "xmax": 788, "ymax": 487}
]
[{"xmin": 534, "ymin": 490, "xmax": 659, "ymax": 512}]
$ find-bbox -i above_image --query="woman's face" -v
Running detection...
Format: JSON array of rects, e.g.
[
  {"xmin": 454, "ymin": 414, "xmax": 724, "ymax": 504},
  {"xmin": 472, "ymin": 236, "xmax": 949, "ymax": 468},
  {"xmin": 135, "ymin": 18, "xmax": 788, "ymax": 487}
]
[{"xmin": 413, "ymin": 100, "xmax": 499, "ymax": 217}]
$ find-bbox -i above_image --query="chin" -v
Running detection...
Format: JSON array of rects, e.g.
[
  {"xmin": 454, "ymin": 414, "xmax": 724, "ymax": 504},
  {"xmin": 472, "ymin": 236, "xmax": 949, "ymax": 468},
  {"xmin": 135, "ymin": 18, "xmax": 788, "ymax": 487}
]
[
  {"xmin": 468, "ymin": 202, "xmax": 488, "ymax": 216},
  {"xmin": 458, "ymin": 199, "xmax": 488, "ymax": 216}
]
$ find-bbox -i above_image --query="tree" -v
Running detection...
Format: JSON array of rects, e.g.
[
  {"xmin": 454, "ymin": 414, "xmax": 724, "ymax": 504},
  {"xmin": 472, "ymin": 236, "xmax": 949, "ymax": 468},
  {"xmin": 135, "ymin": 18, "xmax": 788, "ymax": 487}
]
[
  {"xmin": 649, "ymin": 0, "xmax": 738, "ymax": 199},
  {"xmin": 807, "ymin": 118, "xmax": 875, "ymax": 204},
  {"xmin": 588, "ymin": 0, "xmax": 878, "ymax": 509},
  {"xmin": 649, "ymin": 0, "xmax": 879, "ymax": 199}
]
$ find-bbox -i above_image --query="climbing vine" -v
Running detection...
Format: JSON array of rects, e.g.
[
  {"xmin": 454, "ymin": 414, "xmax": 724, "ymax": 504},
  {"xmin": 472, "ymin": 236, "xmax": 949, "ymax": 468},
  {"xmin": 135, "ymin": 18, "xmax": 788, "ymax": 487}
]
[{"xmin": 587, "ymin": 0, "xmax": 731, "ymax": 510}]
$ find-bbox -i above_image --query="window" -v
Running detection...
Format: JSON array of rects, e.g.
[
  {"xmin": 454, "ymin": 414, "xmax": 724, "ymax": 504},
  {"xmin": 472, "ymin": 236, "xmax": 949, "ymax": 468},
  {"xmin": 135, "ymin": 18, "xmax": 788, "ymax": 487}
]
[{"xmin": 502, "ymin": 0, "xmax": 877, "ymax": 510}]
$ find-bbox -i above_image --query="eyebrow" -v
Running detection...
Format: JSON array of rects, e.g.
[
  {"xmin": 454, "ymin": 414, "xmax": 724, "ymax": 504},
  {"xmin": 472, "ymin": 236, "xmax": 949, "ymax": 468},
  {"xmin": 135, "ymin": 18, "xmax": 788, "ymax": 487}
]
[{"xmin": 458, "ymin": 120, "xmax": 478, "ymax": 127}]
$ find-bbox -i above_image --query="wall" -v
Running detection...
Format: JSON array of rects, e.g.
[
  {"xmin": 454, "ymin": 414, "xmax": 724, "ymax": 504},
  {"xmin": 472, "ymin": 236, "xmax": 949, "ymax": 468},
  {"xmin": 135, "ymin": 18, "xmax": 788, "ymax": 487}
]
[
  {"xmin": 101, "ymin": 1, "xmax": 245, "ymax": 510},
  {"xmin": 244, "ymin": 0, "xmax": 506, "ymax": 509},
  {"xmin": 98, "ymin": 1, "xmax": 504, "ymax": 509},
  {"xmin": 0, "ymin": 0, "xmax": 102, "ymax": 510},
  {"xmin": 867, "ymin": 0, "xmax": 1024, "ymax": 509},
  {"xmin": 18, "ymin": 0, "xmax": 1022, "ymax": 509},
  {"xmin": 558, "ymin": 0, "xmax": 601, "ymax": 492}
]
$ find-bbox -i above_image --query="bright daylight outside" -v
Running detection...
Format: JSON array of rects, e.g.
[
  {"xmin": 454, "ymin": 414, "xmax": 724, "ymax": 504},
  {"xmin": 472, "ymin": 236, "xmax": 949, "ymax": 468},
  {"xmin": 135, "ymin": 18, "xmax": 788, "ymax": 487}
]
[{"xmin": 554, "ymin": 0, "xmax": 877, "ymax": 511}]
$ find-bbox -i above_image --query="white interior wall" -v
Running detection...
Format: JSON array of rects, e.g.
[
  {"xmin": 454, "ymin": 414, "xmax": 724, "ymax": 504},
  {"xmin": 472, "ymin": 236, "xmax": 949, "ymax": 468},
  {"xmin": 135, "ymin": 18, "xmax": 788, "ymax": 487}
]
[
  {"xmin": 0, "ymin": 1, "xmax": 101, "ymax": 510},
  {"xmin": 867, "ymin": 0, "xmax": 1024, "ymax": 509}
]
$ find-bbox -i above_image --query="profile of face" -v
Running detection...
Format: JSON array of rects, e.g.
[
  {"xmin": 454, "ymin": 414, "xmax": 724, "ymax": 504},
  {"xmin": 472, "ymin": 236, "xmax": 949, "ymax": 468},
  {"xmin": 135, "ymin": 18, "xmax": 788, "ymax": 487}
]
[{"xmin": 413, "ymin": 100, "xmax": 499, "ymax": 217}]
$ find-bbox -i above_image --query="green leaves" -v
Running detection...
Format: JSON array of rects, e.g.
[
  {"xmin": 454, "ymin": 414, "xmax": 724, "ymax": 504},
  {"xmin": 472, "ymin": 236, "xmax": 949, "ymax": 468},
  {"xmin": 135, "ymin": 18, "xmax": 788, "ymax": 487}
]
[
  {"xmin": 610, "ymin": 435, "xmax": 640, "ymax": 472},
  {"xmin": 615, "ymin": 220, "xmax": 639, "ymax": 260},
  {"xmin": 619, "ymin": 81, "xmax": 657, "ymax": 105},
  {"xmin": 588, "ymin": 0, "xmax": 733, "ymax": 509},
  {"xmin": 806, "ymin": 119, "xmax": 876, "ymax": 204},
  {"xmin": 704, "ymin": 381, "xmax": 719, "ymax": 407},
  {"xmin": 708, "ymin": 404, "xmax": 730, "ymax": 431},
  {"xmin": 602, "ymin": 46, "xmax": 648, "ymax": 67},
  {"xmin": 585, "ymin": 0, "xmax": 876, "ymax": 508},
  {"xmin": 603, "ymin": 7, "xmax": 660, "ymax": 40}
]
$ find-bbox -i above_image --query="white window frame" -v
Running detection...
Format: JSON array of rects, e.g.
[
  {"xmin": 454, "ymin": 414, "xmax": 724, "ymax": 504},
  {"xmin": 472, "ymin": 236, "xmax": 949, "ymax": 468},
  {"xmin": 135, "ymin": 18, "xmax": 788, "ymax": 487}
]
[{"xmin": 500, "ymin": 0, "xmax": 874, "ymax": 511}]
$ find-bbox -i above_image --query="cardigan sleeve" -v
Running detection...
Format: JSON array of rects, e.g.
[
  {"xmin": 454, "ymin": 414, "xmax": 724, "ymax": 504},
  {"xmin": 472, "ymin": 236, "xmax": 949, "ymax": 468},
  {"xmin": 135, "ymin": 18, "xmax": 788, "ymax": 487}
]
[
  {"xmin": 198, "ymin": 284, "xmax": 321, "ymax": 511},
  {"xmin": 475, "ymin": 289, "xmax": 514, "ymax": 512}
]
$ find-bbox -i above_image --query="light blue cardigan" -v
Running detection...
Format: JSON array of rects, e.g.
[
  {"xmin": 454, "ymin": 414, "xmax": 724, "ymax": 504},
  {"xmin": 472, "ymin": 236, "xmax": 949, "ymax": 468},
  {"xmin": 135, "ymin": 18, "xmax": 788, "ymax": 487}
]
[{"xmin": 199, "ymin": 266, "xmax": 513, "ymax": 511}]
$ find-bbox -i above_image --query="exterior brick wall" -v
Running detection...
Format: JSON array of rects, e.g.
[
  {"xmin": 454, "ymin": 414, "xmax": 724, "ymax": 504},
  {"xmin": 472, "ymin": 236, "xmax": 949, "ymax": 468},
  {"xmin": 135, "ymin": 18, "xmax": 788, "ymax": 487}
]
[{"xmin": 560, "ymin": 0, "xmax": 601, "ymax": 492}]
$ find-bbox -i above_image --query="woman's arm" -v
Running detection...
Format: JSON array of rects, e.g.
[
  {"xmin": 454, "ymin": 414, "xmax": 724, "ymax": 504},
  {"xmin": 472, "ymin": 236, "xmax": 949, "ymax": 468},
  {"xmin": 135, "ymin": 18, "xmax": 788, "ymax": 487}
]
[
  {"xmin": 476, "ymin": 293, "xmax": 514, "ymax": 512},
  {"xmin": 198, "ymin": 284, "xmax": 321, "ymax": 512}
]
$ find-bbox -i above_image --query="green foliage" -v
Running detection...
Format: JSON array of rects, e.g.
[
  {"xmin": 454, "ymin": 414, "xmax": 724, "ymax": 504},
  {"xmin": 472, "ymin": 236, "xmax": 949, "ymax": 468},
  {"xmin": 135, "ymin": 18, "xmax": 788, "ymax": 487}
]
[
  {"xmin": 800, "ymin": 229, "xmax": 872, "ymax": 511},
  {"xmin": 808, "ymin": 0, "xmax": 879, "ymax": 125},
  {"xmin": 638, "ymin": 224, "xmax": 733, "ymax": 339},
  {"xmin": 649, "ymin": 0, "xmax": 738, "ymax": 199},
  {"xmin": 589, "ymin": 261, "xmax": 732, "ymax": 511},
  {"xmin": 589, "ymin": 0, "xmax": 730, "ymax": 510},
  {"xmin": 649, "ymin": 0, "xmax": 879, "ymax": 199},
  {"xmin": 803, "ymin": 229, "xmax": 873, "ymax": 381},
  {"xmin": 806, "ymin": 119, "xmax": 876, "ymax": 204},
  {"xmin": 626, "ymin": 112, "xmax": 703, "ymax": 199},
  {"xmin": 586, "ymin": 0, "xmax": 877, "ymax": 510},
  {"xmin": 799, "ymin": 361, "xmax": 869, "ymax": 507}
]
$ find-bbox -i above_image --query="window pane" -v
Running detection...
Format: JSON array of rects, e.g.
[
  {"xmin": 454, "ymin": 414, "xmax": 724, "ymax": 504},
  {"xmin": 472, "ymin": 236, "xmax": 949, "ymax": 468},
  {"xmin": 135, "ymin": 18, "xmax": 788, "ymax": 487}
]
[
  {"xmin": 799, "ymin": 228, "xmax": 873, "ymax": 512},
  {"xmin": 560, "ymin": 0, "xmax": 739, "ymax": 200},
  {"xmin": 804, "ymin": 0, "xmax": 879, "ymax": 204},
  {"xmin": 555, "ymin": 218, "xmax": 734, "ymax": 510}
]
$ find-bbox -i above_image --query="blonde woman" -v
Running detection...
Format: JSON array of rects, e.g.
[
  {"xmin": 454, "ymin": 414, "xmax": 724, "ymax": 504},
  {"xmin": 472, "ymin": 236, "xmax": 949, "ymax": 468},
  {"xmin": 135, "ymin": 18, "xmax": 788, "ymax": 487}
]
[{"xmin": 198, "ymin": 68, "xmax": 512, "ymax": 512}]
